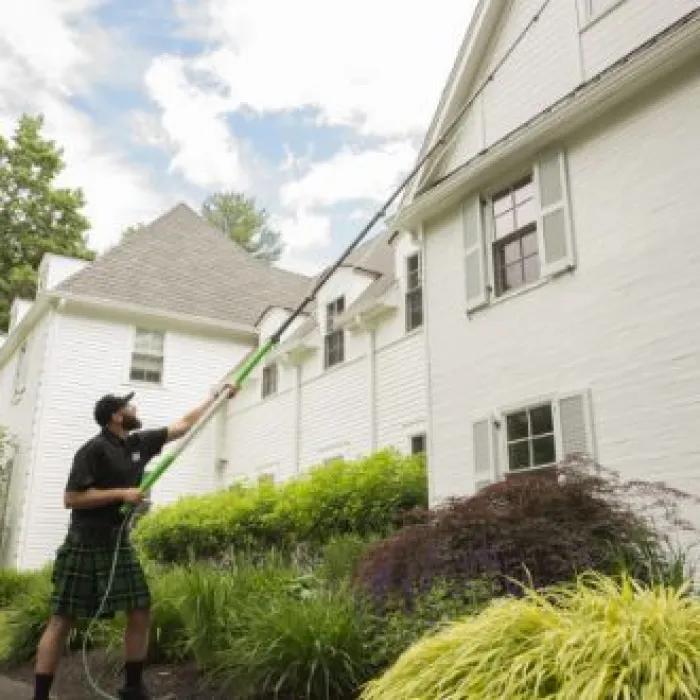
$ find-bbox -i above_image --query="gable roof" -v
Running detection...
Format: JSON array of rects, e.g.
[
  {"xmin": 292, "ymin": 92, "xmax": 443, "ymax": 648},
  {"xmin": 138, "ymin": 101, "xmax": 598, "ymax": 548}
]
[{"xmin": 56, "ymin": 203, "xmax": 311, "ymax": 327}]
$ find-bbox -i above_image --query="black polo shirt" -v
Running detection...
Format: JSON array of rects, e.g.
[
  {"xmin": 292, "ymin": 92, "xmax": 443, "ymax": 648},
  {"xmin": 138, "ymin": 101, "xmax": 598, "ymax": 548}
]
[{"xmin": 65, "ymin": 426, "xmax": 169, "ymax": 529}]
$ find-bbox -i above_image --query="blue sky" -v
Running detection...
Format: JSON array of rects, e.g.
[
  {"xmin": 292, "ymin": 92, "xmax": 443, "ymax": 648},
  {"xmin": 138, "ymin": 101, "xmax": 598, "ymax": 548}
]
[{"xmin": 0, "ymin": 0, "xmax": 477, "ymax": 275}]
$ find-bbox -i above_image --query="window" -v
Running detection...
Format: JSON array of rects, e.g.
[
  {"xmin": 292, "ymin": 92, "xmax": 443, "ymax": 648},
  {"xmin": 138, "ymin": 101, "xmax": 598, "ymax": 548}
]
[
  {"xmin": 410, "ymin": 433, "xmax": 426, "ymax": 456},
  {"xmin": 463, "ymin": 150, "xmax": 574, "ymax": 313},
  {"xmin": 324, "ymin": 296, "xmax": 345, "ymax": 368},
  {"xmin": 505, "ymin": 404, "xmax": 556, "ymax": 471},
  {"xmin": 13, "ymin": 342, "xmax": 28, "ymax": 396},
  {"xmin": 491, "ymin": 177, "xmax": 539, "ymax": 296},
  {"xmin": 472, "ymin": 391, "xmax": 595, "ymax": 490},
  {"xmin": 130, "ymin": 329, "xmax": 164, "ymax": 384},
  {"xmin": 405, "ymin": 253, "xmax": 423, "ymax": 331},
  {"xmin": 262, "ymin": 364, "xmax": 278, "ymax": 398}
]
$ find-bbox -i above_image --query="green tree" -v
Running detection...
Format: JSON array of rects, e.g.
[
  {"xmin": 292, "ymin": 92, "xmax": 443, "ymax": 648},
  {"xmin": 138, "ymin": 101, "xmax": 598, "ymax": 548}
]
[
  {"xmin": 200, "ymin": 191, "xmax": 285, "ymax": 263},
  {"xmin": 0, "ymin": 114, "xmax": 94, "ymax": 331}
]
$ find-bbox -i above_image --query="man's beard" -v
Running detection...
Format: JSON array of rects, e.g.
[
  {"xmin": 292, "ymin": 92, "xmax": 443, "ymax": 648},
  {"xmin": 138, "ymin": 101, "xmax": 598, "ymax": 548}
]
[{"xmin": 122, "ymin": 414, "xmax": 142, "ymax": 432}]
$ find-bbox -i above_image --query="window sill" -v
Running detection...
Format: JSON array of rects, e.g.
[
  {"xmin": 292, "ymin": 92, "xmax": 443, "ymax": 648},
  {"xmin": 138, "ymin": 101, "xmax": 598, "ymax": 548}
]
[
  {"xmin": 126, "ymin": 380, "xmax": 166, "ymax": 391},
  {"xmin": 404, "ymin": 324, "xmax": 424, "ymax": 338},
  {"xmin": 579, "ymin": 0, "xmax": 628, "ymax": 32}
]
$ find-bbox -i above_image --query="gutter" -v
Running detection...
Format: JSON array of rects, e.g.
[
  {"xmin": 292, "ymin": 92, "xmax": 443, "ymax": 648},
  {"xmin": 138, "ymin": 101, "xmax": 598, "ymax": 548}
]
[
  {"xmin": 47, "ymin": 291, "xmax": 258, "ymax": 339},
  {"xmin": 0, "ymin": 296, "xmax": 54, "ymax": 371},
  {"xmin": 392, "ymin": 9, "xmax": 700, "ymax": 229}
]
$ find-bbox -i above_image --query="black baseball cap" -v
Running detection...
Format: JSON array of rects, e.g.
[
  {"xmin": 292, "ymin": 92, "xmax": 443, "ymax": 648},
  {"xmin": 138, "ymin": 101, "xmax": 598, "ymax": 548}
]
[{"xmin": 94, "ymin": 392, "xmax": 135, "ymax": 427}]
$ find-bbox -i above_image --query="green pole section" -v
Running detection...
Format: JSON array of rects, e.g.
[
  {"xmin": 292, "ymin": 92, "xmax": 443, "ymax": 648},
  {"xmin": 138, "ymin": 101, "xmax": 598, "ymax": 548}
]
[{"xmin": 120, "ymin": 338, "xmax": 275, "ymax": 514}]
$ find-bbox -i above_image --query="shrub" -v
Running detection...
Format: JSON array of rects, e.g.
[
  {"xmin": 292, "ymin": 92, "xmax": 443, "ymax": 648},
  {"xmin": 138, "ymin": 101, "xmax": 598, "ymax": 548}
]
[
  {"xmin": 354, "ymin": 460, "xmax": 696, "ymax": 607},
  {"xmin": 210, "ymin": 585, "xmax": 377, "ymax": 700},
  {"xmin": 0, "ymin": 568, "xmax": 43, "ymax": 609},
  {"xmin": 360, "ymin": 572, "xmax": 700, "ymax": 700},
  {"xmin": 134, "ymin": 450, "xmax": 427, "ymax": 564}
]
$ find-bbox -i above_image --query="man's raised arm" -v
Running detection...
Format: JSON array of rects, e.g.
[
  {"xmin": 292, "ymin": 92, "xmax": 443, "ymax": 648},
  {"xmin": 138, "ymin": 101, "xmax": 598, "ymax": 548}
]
[{"xmin": 166, "ymin": 384, "xmax": 237, "ymax": 442}]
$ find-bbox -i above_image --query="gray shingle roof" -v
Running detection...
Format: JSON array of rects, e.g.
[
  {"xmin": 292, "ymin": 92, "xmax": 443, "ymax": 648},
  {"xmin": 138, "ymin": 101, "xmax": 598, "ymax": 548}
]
[{"xmin": 56, "ymin": 203, "xmax": 311, "ymax": 327}]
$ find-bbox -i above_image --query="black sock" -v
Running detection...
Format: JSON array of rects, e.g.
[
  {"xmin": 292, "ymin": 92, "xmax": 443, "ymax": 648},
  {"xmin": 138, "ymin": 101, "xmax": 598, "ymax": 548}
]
[
  {"xmin": 34, "ymin": 673, "xmax": 54, "ymax": 700},
  {"xmin": 125, "ymin": 660, "xmax": 144, "ymax": 687}
]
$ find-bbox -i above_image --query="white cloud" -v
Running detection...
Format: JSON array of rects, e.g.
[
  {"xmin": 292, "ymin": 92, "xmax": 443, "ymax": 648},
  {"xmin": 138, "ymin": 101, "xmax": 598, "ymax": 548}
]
[
  {"xmin": 184, "ymin": 0, "xmax": 479, "ymax": 138},
  {"xmin": 280, "ymin": 141, "xmax": 417, "ymax": 211},
  {"xmin": 144, "ymin": 55, "xmax": 250, "ymax": 191},
  {"xmin": 0, "ymin": 0, "xmax": 167, "ymax": 252},
  {"xmin": 272, "ymin": 208, "xmax": 332, "ymax": 252}
]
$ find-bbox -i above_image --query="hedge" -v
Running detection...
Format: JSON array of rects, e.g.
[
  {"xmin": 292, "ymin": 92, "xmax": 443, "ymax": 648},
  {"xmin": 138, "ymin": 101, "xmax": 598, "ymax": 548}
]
[{"xmin": 134, "ymin": 450, "xmax": 427, "ymax": 563}]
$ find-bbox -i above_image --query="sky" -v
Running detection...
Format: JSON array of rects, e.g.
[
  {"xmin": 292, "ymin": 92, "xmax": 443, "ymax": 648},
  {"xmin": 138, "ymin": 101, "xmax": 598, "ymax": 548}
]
[{"xmin": 0, "ymin": 0, "xmax": 478, "ymax": 276}]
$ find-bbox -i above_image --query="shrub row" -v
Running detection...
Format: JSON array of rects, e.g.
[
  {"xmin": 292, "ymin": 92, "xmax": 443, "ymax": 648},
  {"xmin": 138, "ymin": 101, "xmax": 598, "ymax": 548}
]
[{"xmin": 134, "ymin": 450, "xmax": 427, "ymax": 563}]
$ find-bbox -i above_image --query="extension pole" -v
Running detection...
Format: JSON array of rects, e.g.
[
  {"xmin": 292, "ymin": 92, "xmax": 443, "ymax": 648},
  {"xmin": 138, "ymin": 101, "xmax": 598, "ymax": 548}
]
[{"xmin": 122, "ymin": 0, "xmax": 550, "ymax": 506}]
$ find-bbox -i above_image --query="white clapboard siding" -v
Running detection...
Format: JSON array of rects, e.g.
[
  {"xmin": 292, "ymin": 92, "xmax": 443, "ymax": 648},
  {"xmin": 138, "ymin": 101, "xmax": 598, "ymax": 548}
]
[
  {"xmin": 16, "ymin": 311, "xmax": 250, "ymax": 570},
  {"xmin": 423, "ymin": 61, "xmax": 700, "ymax": 512}
]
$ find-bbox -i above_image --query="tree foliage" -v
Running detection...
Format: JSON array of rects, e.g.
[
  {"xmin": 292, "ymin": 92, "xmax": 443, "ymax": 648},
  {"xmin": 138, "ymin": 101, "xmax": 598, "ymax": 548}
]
[
  {"xmin": 200, "ymin": 191, "xmax": 284, "ymax": 263},
  {"xmin": 0, "ymin": 114, "xmax": 94, "ymax": 331}
]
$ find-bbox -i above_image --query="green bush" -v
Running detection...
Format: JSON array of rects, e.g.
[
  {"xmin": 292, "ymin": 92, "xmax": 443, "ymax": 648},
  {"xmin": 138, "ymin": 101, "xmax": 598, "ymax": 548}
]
[
  {"xmin": 134, "ymin": 450, "xmax": 427, "ymax": 564},
  {"xmin": 0, "ymin": 568, "xmax": 41, "ymax": 608},
  {"xmin": 360, "ymin": 572, "xmax": 700, "ymax": 700},
  {"xmin": 210, "ymin": 585, "xmax": 376, "ymax": 699}
]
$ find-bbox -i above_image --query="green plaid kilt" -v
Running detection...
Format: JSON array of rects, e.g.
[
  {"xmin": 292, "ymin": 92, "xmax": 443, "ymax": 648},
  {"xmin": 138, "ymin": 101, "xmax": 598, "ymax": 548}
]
[{"xmin": 50, "ymin": 526, "xmax": 151, "ymax": 619}]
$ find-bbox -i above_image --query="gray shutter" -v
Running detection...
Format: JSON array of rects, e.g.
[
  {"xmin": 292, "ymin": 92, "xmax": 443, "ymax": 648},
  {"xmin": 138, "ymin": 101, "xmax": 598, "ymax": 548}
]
[
  {"xmin": 555, "ymin": 390, "xmax": 595, "ymax": 461},
  {"xmin": 473, "ymin": 416, "xmax": 498, "ymax": 491},
  {"xmin": 463, "ymin": 195, "xmax": 488, "ymax": 312},
  {"xmin": 535, "ymin": 150, "xmax": 575, "ymax": 277}
]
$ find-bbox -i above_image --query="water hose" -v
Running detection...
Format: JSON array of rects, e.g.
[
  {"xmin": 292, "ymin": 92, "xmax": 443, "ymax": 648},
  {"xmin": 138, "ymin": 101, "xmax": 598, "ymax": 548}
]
[{"xmin": 80, "ymin": 2, "xmax": 552, "ymax": 695}]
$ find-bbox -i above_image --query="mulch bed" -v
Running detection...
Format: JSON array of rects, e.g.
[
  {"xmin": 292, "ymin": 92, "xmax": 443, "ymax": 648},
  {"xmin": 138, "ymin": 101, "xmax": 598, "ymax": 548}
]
[{"xmin": 2, "ymin": 650, "xmax": 236, "ymax": 699}]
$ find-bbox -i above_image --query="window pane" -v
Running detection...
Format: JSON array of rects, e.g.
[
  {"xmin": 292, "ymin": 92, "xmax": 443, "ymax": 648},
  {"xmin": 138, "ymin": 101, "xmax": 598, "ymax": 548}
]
[
  {"xmin": 530, "ymin": 405, "xmax": 553, "ymax": 435},
  {"xmin": 514, "ymin": 179, "xmax": 534, "ymax": 204},
  {"xmin": 532, "ymin": 436, "xmax": 556, "ymax": 466},
  {"xmin": 523, "ymin": 254, "xmax": 540, "ymax": 285},
  {"xmin": 503, "ymin": 239, "xmax": 522, "ymax": 264},
  {"xmin": 539, "ymin": 156, "xmax": 562, "ymax": 207},
  {"xmin": 494, "ymin": 210, "xmax": 515, "ymax": 239},
  {"xmin": 505, "ymin": 262, "xmax": 523, "ymax": 290},
  {"xmin": 522, "ymin": 230, "xmax": 538, "ymax": 257},
  {"xmin": 509, "ymin": 441, "xmax": 531, "ymax": 471},
  {"xmin": 492, "ymin": 192, "xmax": 513, "ymax": 217},
  {"xmin": 507, "ymin": 412, "xmax": 529, "ymax": 440},
  {"xmin": 515, "ymin": 198, "xmax": 536, "ymax": 228}
]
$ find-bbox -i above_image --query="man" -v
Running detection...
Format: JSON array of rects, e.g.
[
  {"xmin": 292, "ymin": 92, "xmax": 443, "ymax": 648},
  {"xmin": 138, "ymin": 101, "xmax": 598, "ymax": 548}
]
[{"xmin": 32, "ymin": 385, "xmax": 236, "ymax": 700}]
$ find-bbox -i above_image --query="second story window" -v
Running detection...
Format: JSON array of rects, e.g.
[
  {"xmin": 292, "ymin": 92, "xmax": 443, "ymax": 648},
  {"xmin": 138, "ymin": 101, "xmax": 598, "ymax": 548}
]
[
  {"xmin": 130, "ymin": 329, "xmax": 164, "ymax": 384},
  {"xmin": 405, "ymin": 252, "xmax": 423, "ymax": 332},
  {"xmin": 324, "ymin": 296, "xmax": 345, "ymax": 369},
  {"xmin": 491, "ymin": 176, "xmax": 539, "ymax": 297},
  {"xmin": 262, "ymin": 364, "xmax": 278, "ymax": 398}
]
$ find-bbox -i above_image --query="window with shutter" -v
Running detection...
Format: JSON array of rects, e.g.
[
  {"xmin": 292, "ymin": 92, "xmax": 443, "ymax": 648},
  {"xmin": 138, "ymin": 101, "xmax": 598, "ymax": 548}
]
[
  {"xmin": 496, "ymin": 390, "xmax": 595, "ymax": 477},
  {"xmin": 475, "ymin": 149, "xmax": 575, "ymax": 308}
]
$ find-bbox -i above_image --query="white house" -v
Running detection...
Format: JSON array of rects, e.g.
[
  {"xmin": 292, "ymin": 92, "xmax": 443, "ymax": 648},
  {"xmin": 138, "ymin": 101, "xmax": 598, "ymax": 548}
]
[
  {"xmin": 223, "ymin": 227, "xmax": 427, "ymax": 484},
  {"xmin": 0, "ymin": 204, "xmax": 311, "ymax": 570},
  {"xmin": 390, "ymin": 0, "xmax": 700, "ymax": 527},
  {"xmin": 0, "ymin": 202, "xmax": 428, "ymax": 570}
]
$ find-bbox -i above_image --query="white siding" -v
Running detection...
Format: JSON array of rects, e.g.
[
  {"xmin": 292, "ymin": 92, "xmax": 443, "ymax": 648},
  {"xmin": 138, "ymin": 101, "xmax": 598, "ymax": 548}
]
[
  {"xmin": 376, "ymin": 332, "xmax": 427, "ymax": 449},
  {"xmin": 422, "ymin": 63, "xmax": 700, "ymax": 514},
  {"xmin": 433, "ymin": 0, "xmax": 698, "ymax": 182},
  {"xmin": 578, "ymin": 0, "xmax": 700, "ymax": 77},
  {"xmin": 17, "ymin": 311, "xmax": 250, "ymax": 570},
  {"xmin": 0, "ymin": 312, "xmax": 54, "ymax": 568}
]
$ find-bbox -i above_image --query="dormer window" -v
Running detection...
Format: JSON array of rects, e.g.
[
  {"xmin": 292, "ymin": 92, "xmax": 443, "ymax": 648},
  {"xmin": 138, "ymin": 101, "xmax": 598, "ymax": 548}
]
[
  {"xmin": 405, "ymin": 252, "xmax": 423, "ymax": 332},
  {"xmin": 324, "ymin": 296, "xmax": 345, "ymax": 369}
]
